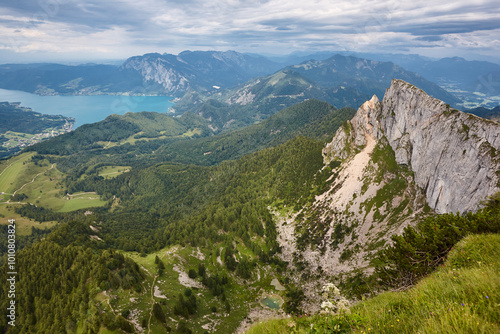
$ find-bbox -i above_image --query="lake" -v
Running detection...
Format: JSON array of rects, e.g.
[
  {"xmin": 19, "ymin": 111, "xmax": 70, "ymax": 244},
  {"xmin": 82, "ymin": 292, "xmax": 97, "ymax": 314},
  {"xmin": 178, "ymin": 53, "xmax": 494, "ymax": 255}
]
[{"xmin": 0, "ymin": 89, "xmax": 175, "ymax": 128}]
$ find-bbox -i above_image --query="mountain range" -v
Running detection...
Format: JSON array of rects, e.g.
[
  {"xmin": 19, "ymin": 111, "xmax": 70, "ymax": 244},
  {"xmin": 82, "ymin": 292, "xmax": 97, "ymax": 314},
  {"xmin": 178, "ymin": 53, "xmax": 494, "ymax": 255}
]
[
  {"xmin": 169, "ymin": 54, "xmax": 461, "ymax": 132},
  {"xmin": 3, "ymin": 49, "xmax": 500, "ymax": 111},
  {"xmin": 0, "ymin": 51, "xmax": 281, "ymax": 96}
]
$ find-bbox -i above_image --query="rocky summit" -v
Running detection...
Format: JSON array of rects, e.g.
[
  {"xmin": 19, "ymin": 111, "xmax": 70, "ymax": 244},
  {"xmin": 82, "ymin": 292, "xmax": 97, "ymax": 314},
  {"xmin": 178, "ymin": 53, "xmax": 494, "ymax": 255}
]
[
  {"xmin": 325, "ymin": 79, "xmax": 500, "ymax": 215},
  {"xmin": 291, "ymin": 79, "xmax": 500, "ymax": 279}
]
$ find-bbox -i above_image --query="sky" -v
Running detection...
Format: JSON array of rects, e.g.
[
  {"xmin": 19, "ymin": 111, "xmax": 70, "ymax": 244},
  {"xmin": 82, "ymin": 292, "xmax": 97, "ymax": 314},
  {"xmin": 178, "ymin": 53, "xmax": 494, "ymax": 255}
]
[{"xmin": 0, "ymin": 0, "xmax": 499, "ymax": 63}]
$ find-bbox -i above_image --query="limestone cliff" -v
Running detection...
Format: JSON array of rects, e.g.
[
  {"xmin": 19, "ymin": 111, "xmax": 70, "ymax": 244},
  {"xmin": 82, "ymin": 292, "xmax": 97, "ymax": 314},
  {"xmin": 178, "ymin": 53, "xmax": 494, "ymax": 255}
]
[
  {"xmin": 325, "ymin": 79, "xmax": 500, "ymax": 214},
  {"xmin": 280, "ymin": 79, "xmax": 500, "ymax": 287},
  {"xmin": 121, "ymin": 51, "xmax": 281, "ymax": 96},
  {"xmin": 379, "ymin": 80, "xmax": 500, "ymax": 213}
]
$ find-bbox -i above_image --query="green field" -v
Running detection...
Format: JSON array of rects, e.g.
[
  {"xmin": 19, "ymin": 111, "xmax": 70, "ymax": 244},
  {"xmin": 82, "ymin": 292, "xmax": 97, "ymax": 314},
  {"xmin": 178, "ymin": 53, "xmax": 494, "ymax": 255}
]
[
  {"xmin": 0, "ymin": 153, "xmax": 107, "ymax": 234},
  {"xmin": 58, "ymin": 192, "xmax": 107, "ymax": 212},
  {"xmin": 97, "ymin": 166, "xmax": 131, "ymax": 179},
  {"xmin": 180, "ymin": 128, "xmax": 203, "ymax": 137},
  {"xmin": 0, "ymin": 152, "xmax": 37, "ymax": 195}
]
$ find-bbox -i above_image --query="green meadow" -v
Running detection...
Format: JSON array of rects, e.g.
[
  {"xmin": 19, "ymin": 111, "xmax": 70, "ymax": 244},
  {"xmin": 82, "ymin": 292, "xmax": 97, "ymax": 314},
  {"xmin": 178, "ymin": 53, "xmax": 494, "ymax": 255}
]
[
  {"xmin": 97, "ymin": 166, "xmax": 131, "ymax": 179},
  {"xmin": 0, "ymin": 153, "xmax": 107, "ymax": 234}
]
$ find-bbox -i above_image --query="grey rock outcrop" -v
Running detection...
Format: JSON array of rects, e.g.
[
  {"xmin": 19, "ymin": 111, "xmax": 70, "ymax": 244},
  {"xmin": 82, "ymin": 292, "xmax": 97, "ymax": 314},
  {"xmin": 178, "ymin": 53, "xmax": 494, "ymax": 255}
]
[
  {"xmin": 122, "ymin": 54, "xmax": 193, "ymax": 95},
  {"xmin": 325, "ymin": 79, "xmax": 500, "ymax": 214},
  {"xmin": 287, "ymin": 79, "xmax": 499, "ymax": 287},
  {"xmin": 380, "ymin": 80, "xmax": 500, "ymax": 213}
]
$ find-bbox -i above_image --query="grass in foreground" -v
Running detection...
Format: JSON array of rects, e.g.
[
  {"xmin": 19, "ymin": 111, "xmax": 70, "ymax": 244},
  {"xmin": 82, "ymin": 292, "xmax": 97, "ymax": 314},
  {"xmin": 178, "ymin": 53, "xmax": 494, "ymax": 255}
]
[{"xmin": 246, "ymin": 233, "xmax": 500, "ymax": 334}]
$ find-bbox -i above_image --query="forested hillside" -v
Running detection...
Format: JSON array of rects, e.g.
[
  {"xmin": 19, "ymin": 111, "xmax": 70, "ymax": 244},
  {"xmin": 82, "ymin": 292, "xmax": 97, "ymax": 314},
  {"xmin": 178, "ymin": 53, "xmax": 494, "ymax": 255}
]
[{"xmin": 0, "ymin": 98, "xmax": 355, "ymax": 333}]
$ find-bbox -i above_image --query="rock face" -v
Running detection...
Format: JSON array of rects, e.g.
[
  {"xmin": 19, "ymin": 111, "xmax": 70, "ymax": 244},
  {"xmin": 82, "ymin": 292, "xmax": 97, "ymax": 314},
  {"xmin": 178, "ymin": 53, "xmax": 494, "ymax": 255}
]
[
  {"xmin": 287, "ymin": 79, "xmax": 500, "ymax": 282},
  {"xmin": 122, "ymin": 53, "xmax": 192, "ymax": 96},
  {"xmin": 379, "ymin": 80, "xmax": 499, "ymax": 213},
  {"xmin": 325, "ymin": 79, "xmax": 500, "ymax": 214}
]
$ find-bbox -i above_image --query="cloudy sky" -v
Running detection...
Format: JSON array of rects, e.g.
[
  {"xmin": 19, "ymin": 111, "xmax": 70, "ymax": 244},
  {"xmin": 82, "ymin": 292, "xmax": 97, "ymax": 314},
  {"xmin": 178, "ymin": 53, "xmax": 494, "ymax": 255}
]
[{"xmin": 0, "ymin": 0, "xmax": 499, "ymax": 63}]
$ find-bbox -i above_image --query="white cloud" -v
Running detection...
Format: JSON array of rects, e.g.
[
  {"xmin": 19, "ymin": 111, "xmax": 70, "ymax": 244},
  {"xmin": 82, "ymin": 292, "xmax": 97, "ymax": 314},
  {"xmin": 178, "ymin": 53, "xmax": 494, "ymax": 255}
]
[{"xmin": 0, "ymin": 0, "xmax": 498, "ymax": 62}]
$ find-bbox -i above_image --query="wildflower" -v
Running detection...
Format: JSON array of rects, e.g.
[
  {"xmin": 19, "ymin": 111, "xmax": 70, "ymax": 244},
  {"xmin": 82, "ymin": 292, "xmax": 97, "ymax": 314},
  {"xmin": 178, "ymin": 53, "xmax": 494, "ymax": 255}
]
[
  {"xmin": 461, "ymin": 303, "xmax": 464, "ymax": 306},
  {"xmin": 321, "ymin": 301, "xmax": 334, "ymax": 310},
  {"xmin": 486, "ymin": 296, "xmax": 489, "ymax": 299}
]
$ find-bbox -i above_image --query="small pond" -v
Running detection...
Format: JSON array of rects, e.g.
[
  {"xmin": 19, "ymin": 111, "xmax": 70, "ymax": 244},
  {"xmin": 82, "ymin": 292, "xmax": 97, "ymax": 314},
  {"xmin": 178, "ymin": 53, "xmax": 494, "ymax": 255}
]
[{"xmin": 261, "ymin": 296, "xmax": 283, "ymax": 310}]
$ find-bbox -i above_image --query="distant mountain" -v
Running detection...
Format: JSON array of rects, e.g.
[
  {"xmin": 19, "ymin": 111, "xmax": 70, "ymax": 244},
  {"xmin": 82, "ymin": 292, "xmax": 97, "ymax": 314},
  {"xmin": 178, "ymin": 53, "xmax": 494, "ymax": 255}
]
[
  {"xmin": 121, "ymin": 50, "xmax": 282, "ymax": 96},
  {"xmin": 171, "ymin": 69, "xmax": 368, "ymax": 132},
  {"xmin": 0, "ymin": 63, "xmax": 144, "ymax": 95},
  {"xmin": 0, "ymin": 51, "xmax": 282, "ymax": 96},
  {"xmin": 412, "ymin": 57, "xmax": 500, "ymax": 90},
  {"xmin": 464, "ymin": 105, "xmax": 500, "ymax": 122},
  {"xmin": 170, "ymin": 54, "xmax": 463, "ymax": 132},
  {"xmin": 271, "ymin": 51, "xmax": 500, "ymax": 108},
  {"xmin": 411, "ymin": 57, "xmax": 500, "ymax": 107},
  {"xmin": 331, "ymin": 53, "xmax": 500, "ymax": 108},
  {"xmin": 287, "ymin": 54, "xmax": 461, "ymax": 106},
  {"xmin": 264, "ymin": 51, "xmax": 434, "ymax": 70}
]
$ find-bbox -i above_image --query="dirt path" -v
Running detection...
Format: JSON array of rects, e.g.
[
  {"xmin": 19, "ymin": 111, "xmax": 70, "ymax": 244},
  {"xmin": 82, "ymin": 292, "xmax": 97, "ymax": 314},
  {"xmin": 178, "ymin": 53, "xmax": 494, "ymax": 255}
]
[
  {"xmin": 106, "ymin": 299, "xmax": 117, "ymax": 316},
  {"xmin": 0, "ymin": 162, "xmax": 14, "ymax": 178},
  {"xmin": 147, "ymin": 274, "xmax": 159, "ymax": 334},
  {"xmin": 11, "ymin": 163, "xmax": 55, "ymax": 197},
  {"xmin": 5, "ymin": 163, "xmax": 55, "ymax": 203}
]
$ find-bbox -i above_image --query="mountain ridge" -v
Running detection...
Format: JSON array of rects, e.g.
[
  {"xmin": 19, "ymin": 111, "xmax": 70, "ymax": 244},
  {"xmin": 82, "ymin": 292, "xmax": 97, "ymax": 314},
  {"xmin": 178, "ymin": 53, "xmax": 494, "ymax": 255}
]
[
  {"xmin": 290, "ymin": 79, "xmax": 500, "ymax": 282},
  {"xmin": 288, "ymin": 54, "xmax": 461, "ymax": 106}
]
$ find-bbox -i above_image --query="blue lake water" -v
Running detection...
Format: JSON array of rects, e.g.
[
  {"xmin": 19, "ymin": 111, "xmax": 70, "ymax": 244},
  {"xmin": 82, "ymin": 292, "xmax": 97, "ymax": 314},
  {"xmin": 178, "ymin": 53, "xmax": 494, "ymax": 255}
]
[{"xmin": 0, "ymin": 89, "xmax": 175, "ymax": 128}]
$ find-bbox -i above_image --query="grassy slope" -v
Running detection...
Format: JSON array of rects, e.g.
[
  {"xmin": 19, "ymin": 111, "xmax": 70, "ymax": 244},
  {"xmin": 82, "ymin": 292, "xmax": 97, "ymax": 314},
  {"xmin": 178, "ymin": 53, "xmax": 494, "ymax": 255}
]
[
  {"xmin": 0, "ymin": 153, "xmax": 108, "ymax": 236},
  {"xmin": 246, "ymin": 233, "xmax": 500, "ymax": 333}
]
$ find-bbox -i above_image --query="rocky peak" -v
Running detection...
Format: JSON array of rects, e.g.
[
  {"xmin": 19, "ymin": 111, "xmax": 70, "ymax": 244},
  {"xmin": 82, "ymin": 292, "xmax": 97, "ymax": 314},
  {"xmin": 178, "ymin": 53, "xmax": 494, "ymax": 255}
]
[
  {"xmin": 325, "ymin": 79, "xmax": 500, "ymax": 214},
  {"xmin": 287, "ymin": 79, "xmax": 499, "ymax": 282},
  {"xmin": 380, "ymin": 80, "xmax": 500, "ymax": 213}
]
